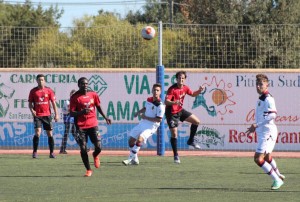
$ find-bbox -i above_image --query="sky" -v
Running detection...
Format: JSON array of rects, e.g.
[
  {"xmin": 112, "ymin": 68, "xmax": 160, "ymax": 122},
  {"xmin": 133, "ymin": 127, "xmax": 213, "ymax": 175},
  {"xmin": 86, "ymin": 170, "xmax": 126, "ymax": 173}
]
[{"xmin": 5, "ymin": 0, "xmax": 146, "ymax": 27}]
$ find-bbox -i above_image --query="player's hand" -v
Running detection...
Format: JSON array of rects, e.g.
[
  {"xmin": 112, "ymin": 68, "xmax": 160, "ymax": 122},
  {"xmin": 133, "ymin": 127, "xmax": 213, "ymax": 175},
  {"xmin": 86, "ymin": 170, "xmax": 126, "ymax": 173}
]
[
  {"xmin": 82, "ymin": 108, "xmax": 91, "ymax": 114},
  {"xmin": 54, "ymin": 114, "xmax": 59, "ymax": 122},
  {"xmin": 173, "ymin": 100, "xmax": 182, "ymax": 106},
  {"xmin": 245, "ymin": 124, "xmax": 257, "ymax": 136},
  {"xmin": 134, "ymin": 111, "xmax": 140, "ymax": 117},
  {"xmin": 105, "ymin": 117, "xmax": 112, "ymax": 125},
  {"xmin": 199, "ymin": 85, "xmax": 204, "ymax": 92},
  {"xmin": 31, "ymin": 110, "xmax": 37, "ymax": 117}
]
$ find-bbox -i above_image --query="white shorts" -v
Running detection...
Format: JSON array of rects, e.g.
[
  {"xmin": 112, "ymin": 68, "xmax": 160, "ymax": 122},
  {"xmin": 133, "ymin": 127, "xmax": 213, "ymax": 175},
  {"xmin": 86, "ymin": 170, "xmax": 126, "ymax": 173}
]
[
  {"xmin": 129, "ymin": 122, "xmax": 158, "ymax": 144},
  {"xmin": 256, "ymin": 132, "xmax": 277, "ymax": 154}
]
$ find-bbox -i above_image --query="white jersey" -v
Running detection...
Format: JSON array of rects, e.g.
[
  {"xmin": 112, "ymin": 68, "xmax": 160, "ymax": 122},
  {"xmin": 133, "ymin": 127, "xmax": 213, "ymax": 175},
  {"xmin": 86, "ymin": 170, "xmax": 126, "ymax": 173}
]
[
  {"xmin": 129, "ymin": 97, "xmax": 165, "ymax": 143},
  {"xmin": 141, "ymin": 97, "xmax": 165, "ymax": 128},
  {"xmin": 255, "ymin": 92, "xmax": 277, "ymax": 137}
]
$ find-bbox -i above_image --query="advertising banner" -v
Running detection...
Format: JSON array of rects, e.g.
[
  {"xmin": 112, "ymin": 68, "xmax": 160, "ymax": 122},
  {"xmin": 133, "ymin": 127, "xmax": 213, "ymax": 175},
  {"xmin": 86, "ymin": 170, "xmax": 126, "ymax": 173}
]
[{"xmin": 0, "ymin": 70, "xmax": 299, "ymax": 150}]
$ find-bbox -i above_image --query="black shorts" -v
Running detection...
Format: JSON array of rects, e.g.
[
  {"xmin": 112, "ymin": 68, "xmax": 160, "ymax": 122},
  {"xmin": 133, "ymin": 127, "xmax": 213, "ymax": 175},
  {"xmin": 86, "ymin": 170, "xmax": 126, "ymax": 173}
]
[
  {"xmin": 34, "ymin": 116, "xmax": 53, "ymax": 130},
  {"xmin": 76, "ymin": 126, "xmax": 99, "ymax": 145},
  {"xmin": 166, "ymin": 108, "xmax": 192, "ymax": 129}
]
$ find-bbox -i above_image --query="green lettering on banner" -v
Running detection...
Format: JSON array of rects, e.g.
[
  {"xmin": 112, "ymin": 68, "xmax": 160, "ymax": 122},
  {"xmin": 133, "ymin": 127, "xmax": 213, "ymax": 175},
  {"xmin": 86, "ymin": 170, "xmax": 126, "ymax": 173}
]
[
  {"xmin": 140, "ymin": 75, "xmax": 150, "ymax": 94},
  {"xmin": 124, "ymin": 75, "xmax": 150, "ymax": 95},
  {"xmin": 132, "ymin": 101, "xmax": 141, "ymax": 121},
  {"xmin": 107, "ymin": 101, "xmax": 116, "ymax": 120},
  {"xmin": 124, "ymin": 75, "xmax": 135, "ymax": 94},
  {"xmin": 117, "ymin": 101, "xmax": 129, "ymax": 120},
  {"xmin": 10, "ymin": 74, "xmax": 35, "ymax": 83},
  {"xmin": 14, "ymin": 99, "xmax": 28, "ymax": 108},
  {"xmin": 106, "ymin": 100, "xmax": 144, "ymax": 121}
]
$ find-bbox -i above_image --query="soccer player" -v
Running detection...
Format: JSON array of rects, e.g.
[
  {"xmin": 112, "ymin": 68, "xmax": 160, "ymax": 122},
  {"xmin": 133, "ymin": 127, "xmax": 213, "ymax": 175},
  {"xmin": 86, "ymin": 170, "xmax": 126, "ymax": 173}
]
[
  {"xmin": 28, "ymin": 74, "xmax": 59, "ymax": 158},
  {"xmin": 165, "ymin": 71, "xmax": 204, "ymax": 164},
  {"xmin": 122, "ymin": 83, "xmax": 165, "ymax": 166},
  {"xmin": 70, "ymin": 77, "xmax": 111, "ymax": 177},
  {"xmin": 246, "ymin": 74, "xmax": 285, "ymax": 190},
  {"xmin": 59, "ymin": 89, "xmax": 78, "ymax": 154}
]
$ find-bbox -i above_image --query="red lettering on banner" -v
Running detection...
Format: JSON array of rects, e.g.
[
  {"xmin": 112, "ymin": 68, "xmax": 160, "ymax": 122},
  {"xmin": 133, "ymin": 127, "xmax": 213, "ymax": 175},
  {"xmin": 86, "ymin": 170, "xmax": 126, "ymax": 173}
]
[
  {"xmin": 277, "ymin": 132, "xmax": 300, "ymax": 143},
  {"xmin": 246, "ymin": 109, "xmax": 300, "ymax": 123},
  {"xmin": 246, "ymin": 109, "xmax": 255, "ymax": 122},
  {"xmin": 229, "ymin": 129, "xmax": 257, "ymax": 143}
]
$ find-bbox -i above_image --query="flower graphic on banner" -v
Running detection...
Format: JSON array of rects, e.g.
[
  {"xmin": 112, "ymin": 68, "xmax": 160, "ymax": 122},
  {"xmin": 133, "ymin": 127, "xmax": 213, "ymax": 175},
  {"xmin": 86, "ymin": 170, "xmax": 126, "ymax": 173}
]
[{"xmin": 192, "ymin": 76, "xmax": 236, "ymax": 121}]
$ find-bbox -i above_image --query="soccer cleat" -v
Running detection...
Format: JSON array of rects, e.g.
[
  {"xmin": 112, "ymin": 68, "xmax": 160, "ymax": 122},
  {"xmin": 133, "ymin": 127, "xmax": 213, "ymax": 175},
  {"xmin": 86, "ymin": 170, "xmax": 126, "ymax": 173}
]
[
  {"xmin": 59, "ymin": 150, "xmax": 68, "ymax": 154},
  {"xmin": 84, "ymin": 170, "xmax": 93, "ymax": 177},
  {"xmin": 122, "ymin": 159, "xmax": 139, "ymax": 166},
  {"xmin": 131, "ymin": 159, "xmax": 139, "ymax": 165},
  {"xmin": 93, "ymin": 155, "xmax": 100, "ymax": 168},
  {"xmin": 278, "ymin": 174, "xmax": 285, "ymax": 181},
  {"xmin": 32, "ymin": 152, "xmax": 37, "ymax": 158},
  {"xmin": 122, "ymin": 159, "xmax": 131, "ymax": 165},
  {"xmin": 187, "ymin": 140, "xmax": 201, "ymax": 149},
  {"xmin": 271, "ymin": 180, "xmax": 284, "ymax": 190},
  {"xmin": 174, "ymin": 156, "xmax": 181, "ymax": 164},
  {"xmin": 49, "ymin": 153, "xmax": 56, "ymax": 158}
]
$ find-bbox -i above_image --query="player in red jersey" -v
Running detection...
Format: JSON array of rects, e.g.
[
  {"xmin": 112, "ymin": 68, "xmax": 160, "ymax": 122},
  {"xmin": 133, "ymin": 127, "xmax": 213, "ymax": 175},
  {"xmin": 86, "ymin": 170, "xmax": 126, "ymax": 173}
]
[
  {"xmin": 70, "ymin": 77, "xmax": 111, "ymax": 177},
  {"xmin": 28, "ymin": 74, "xmax": 59, "ymax": 159},
  {"xmin": 165, "ymin": 71, "xmax": 204, "ymax": 163}
]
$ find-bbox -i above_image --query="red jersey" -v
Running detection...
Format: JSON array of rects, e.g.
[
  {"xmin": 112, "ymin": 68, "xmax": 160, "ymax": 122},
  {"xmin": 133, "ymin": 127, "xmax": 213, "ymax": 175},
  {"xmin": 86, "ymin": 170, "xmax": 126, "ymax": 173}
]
[
  {"xmin": 166, "ymin": 84, "xmax": 193, "ymax": 114},
  {"xmin": 70, "ymin": 90, "xmax": 101, "ymax": 129},
  {"xmin": 28, "ymin": 86, "xmax": 56, "ymax": 116}
]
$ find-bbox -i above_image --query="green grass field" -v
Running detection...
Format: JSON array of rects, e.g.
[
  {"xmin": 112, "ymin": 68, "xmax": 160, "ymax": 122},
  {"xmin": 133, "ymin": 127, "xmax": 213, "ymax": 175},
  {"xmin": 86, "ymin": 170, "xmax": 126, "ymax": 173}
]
[{"xmin": 0, "ymin": 154, "xmax": 299, "ymax": 202}]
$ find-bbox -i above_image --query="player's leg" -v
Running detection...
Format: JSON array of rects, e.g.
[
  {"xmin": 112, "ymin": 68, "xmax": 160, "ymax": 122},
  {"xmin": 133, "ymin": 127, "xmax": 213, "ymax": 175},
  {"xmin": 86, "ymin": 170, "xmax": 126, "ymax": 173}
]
[
  {"xmin": 44, "ymin": 116, "xmax": 55, "ymax": 158},
  {"xmin": 70, "ymin": 123, "xmax": 80, "ymax": 145},
  {"xmin": 60, "ymin": 121, "xmax": 70, "ymax": 154},
  {"xmin": 166, "ymin": 113, "xmax": 180, "ymax": 163},
  {"xmin": 265, "ymin": 154, "xmax": 285, "ymax": 180},
  {"xmin": 254, "ymin": 137, "xmax": 283, "ymax": 189},
  {"xmin": 264, "ymin": 133, "xmax": 285, "ymax": 181},
  {"xmin": 123, "ymin": 125, "xmax": 139, "ymax": 165},
  {"xmin": 78, "ymin": 129, "xmax": 92, "ymax": 176},
  {"xmin": 89, "ymin": 127, "xmax": 101, "ymax": 168},
  {"xmin": 32, "ymin": 117, "xmax": 42, "ymax": 158},
  {"xmin": 182, "ymin": 110, "xmax": 201, "ymax": 149}
]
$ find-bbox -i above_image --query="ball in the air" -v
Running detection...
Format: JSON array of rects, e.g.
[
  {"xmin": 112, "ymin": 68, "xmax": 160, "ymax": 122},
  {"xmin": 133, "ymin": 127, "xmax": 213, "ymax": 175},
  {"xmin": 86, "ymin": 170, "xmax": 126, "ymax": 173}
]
[{"xmin": 141, "ymin": 26, "xmax": 155, "ymax": 40}]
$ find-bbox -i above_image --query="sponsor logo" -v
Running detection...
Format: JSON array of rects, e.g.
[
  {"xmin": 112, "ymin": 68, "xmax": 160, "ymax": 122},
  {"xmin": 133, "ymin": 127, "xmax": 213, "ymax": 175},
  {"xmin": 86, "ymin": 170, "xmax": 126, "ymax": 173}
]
[
  {"xmin": 88, "ymin": 75, "xmax": 108, "ymax": 96},
  {"xmin": 195, "ymin": 126, "xmax": 225, "ymax": 148},
  {"xmin": 193, "ymin": 76, "xmax": 236, "ymax": 121},
  {"xmin": 0, "ymin": 83, "xmax": 15, "ymax": 117}
]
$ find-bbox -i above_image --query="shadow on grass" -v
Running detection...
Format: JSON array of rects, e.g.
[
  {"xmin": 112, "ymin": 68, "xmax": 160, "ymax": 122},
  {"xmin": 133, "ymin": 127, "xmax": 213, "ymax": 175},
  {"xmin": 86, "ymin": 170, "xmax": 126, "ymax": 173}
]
[
  {"xmin": 135, "ymin": 187, "xmax": 299, "ymax": 193},
  {"xmin": 0, "ymin": 175, "xmax": 79, "ymax": 178}
]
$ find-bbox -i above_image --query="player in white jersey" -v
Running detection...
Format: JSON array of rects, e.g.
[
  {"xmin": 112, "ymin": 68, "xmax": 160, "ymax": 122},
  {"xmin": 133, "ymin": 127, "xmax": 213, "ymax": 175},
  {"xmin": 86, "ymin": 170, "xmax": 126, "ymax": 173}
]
[
  {"xmin": 246, "ymin": 74, "xmax": 285, "ymax": 190},
  {"xmin": 122, "ymin": 83, "xmax": 165, "ymax": 166}
]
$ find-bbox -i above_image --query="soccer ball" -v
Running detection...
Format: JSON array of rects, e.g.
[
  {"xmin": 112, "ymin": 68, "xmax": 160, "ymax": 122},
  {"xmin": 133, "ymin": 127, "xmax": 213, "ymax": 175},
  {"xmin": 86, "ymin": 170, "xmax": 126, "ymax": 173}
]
[{"xmin": 141, "ymin": 26, "xmax": 155, "ymax": 40}]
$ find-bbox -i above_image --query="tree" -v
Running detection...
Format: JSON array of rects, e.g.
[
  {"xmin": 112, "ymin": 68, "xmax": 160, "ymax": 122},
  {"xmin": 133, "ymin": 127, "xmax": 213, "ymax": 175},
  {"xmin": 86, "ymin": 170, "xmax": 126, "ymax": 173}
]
[{"xmin": 0, "ymin": 0, "xmax": 63, "ymax": 67}]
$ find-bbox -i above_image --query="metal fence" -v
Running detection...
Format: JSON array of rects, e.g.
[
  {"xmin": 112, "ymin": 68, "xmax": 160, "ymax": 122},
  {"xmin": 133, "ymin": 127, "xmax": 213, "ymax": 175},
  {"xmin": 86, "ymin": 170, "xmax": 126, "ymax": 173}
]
[{"xmin": 0, "ymin": 24, "xmax": 299, "ymax": 68}]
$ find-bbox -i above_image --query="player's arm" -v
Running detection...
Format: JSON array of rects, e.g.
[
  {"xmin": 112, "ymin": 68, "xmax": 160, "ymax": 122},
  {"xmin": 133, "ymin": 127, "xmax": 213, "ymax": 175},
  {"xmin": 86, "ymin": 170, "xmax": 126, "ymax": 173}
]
[
  {"xmin": 51, "ymin": 99, "xmax": 59, "ymax": 122},
  {"xmin": 96, "ymin": 105, "xmax": 111, "ymax": 125},
  {"xmin": 28, "ymin": 101, "xmax": 36, "ymax": 117},
  {"xmin": 256, "ymin": 97, "xmax": 277, "ymax": 128},
  {"xmin": 141, "ymin": 114, "xmax": 162, "ymax": 123},
  {"xmin": 191, "ymin": 86, "xmax": 204, "ymax": 97},
  {"xmin": 134, "ymin": 107, "xmax": 146, "ymax": 117},
  {"xmin": 165, "ymin": 93, "xmax": 181, "ymax": 106}
]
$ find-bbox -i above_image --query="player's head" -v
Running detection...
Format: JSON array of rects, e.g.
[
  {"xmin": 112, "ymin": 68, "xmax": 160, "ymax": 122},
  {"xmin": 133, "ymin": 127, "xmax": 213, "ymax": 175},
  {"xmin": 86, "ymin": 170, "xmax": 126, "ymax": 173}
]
[
  {"xmin": 77, "ymin": 77, "xmax": 88, "ymax": 93},
  {"xmin": 152, "ymin": 83, "xmax": 162, "ymax": 98},
  {"xmin": 175, "ymin": 71, "xmax": 187, "ymax": 86},
  {"xmin": 36, "ymin": 74, "xmax": 45, "ymax": 88},
  {"xmin": 256, "ymin": 74, "xmax": 269, "ymax": 95}
]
